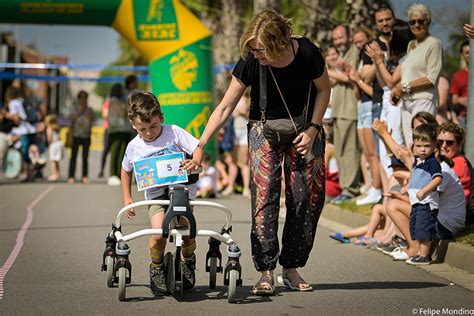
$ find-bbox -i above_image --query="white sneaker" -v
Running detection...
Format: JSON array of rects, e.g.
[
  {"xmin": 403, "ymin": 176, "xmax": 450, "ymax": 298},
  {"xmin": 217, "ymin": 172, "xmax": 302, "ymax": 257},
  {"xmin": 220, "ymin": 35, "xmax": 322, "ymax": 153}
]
[
  {"xmin": 388, "ymin": 247, "xmax": 402, "ymax": 257},
  {"xmin": 392, "ymin": 250, "xmax": 409, "ymax": 261},
  {"xmin": 107, "ymin": 176, "xmax": 121, "ymax": 186},
  {"xmin": 356, "ymin": 187, "xmax": 382, "ymax": 206}
]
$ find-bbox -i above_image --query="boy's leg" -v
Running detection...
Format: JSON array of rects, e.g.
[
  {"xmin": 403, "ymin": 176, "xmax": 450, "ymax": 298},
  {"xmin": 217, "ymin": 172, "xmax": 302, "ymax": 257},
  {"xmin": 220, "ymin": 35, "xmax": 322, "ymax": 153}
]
[
  {"xmin": 178, "ymin": 216, "xmax": 197, "ymax": 290},
  {"xmin": 149, "ymin": 208, "xmax": 167, "ymax": 294}
]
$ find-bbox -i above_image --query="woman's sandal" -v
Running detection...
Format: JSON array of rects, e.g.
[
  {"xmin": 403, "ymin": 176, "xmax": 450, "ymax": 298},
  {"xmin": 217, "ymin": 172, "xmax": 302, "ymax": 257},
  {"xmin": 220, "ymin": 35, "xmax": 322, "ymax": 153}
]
[
  {"xmin": 251, "ymin": 273, "xmax": 275, "ymax": 296},
  {"xmin": 280, "ymin": 272, "xmax": 313, "ymax": 292}
]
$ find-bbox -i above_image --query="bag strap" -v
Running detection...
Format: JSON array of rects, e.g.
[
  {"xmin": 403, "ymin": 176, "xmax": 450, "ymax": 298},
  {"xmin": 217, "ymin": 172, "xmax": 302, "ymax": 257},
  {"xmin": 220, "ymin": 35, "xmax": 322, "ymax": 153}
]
[
  {"xmin": 268, "ymin": 66, "xmax": 311, "ymax": 133},
  {"xmin": 259, "ymin": 64, "xmax": 267, "ymax": 121}
]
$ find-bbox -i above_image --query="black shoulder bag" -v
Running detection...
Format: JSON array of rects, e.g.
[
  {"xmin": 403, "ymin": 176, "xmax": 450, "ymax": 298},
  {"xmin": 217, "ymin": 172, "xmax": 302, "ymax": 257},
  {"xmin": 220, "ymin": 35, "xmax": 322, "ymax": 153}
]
[{"xmin": 259, "ymin": 64, "xmax": 311, "ymax": 146}]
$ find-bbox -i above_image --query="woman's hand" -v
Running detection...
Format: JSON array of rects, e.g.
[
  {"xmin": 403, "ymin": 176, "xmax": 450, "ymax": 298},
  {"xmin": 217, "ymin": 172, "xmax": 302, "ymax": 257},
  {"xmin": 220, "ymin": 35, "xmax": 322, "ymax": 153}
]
[
  {"xmin": 293, "ymin": 127, "xmax": 318, "ymax": 156},
  {"xmin": 123, "ymin": 197, "xmax": 135, "ymax": 219},
  {"xmin": 348, "ymin": 68, "xmax": 361, "ymax": 82},
  {"xmin": 366, "ymin": 42, "xmax": 383, "ymax": 62},
  {"xmin": 384, "ymin": 191, "xmax": 404, "ymax": 200},
  {"xmin": 464, "ymin": 23, "xmax": 474, "ymax": 39},
  {"xmin": 182, "ymin": 159, "xmax": 201, "ymax": 173},
  {"xmin": 391, "ymin": 82, "xmax": 403, "ymax": 104}
]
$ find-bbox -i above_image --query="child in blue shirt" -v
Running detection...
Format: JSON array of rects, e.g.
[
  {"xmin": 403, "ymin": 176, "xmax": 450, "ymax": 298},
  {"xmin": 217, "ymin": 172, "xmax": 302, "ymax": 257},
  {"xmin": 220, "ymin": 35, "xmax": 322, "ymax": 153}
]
[{"xmin": 406, "ymin": 124, "xmax": 442, "ymax": 265}]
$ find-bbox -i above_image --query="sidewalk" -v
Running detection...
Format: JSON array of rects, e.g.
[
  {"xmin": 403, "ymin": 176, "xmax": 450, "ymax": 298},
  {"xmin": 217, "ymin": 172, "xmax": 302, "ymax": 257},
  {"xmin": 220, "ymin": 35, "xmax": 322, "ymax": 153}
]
[{"xmin": 320, "ymin": 203, "xmax": 474, "ymax": 275}]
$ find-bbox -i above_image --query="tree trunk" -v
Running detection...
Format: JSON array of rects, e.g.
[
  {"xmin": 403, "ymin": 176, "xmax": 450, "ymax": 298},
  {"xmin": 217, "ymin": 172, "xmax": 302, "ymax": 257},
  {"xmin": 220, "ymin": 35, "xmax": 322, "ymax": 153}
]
[{"xmin": 213, "ymin": 0, "xmax": 249, "ymax": 100}]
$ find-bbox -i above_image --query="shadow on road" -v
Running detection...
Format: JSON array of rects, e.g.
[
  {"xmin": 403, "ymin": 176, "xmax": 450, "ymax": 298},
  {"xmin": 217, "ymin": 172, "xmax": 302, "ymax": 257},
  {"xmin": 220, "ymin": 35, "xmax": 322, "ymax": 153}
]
[{"xmin": 311, "ymin": 281, "xmax": 447, "ymax": 290}]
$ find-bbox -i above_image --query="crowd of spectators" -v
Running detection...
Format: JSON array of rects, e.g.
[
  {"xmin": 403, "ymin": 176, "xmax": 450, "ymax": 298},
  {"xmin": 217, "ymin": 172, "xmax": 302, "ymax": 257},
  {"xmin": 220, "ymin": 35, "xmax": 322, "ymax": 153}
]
[{"xmin": 327, "ymin": 3, "xmax": 472, "ymax": 265}]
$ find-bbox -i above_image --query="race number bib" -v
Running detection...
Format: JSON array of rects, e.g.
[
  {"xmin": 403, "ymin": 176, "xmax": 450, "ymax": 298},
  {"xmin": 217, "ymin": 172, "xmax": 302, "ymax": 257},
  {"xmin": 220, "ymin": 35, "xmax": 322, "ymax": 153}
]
[{"xmin": 133, "ymin": 152, "xmax": 188, "ymax": 191}]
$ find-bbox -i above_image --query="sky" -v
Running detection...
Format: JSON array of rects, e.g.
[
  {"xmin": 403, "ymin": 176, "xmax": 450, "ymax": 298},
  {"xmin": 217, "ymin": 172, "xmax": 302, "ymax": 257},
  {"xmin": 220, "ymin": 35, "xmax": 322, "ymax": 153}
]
[{"xmin": 0, "ymin": 0, "xmax": 471, "ymax": 66}]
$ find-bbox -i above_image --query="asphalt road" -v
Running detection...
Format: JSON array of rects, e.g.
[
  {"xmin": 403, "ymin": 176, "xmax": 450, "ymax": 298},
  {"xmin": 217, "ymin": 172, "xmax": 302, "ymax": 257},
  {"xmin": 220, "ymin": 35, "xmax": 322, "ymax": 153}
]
[{"xmin": 1, "ymin": 167, "xmax": 473, "ymax": 315}]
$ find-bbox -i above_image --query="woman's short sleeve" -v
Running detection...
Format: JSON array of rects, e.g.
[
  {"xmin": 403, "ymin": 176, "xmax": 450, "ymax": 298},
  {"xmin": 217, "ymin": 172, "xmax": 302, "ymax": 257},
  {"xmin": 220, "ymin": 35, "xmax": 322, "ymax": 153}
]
[
  {"xmin": 299, "ymin": 37, "xmax": 325, "ymax": 79},
  {"xmin": 232, "ymin": 54, "xmax": 253, "ymax": 87}
]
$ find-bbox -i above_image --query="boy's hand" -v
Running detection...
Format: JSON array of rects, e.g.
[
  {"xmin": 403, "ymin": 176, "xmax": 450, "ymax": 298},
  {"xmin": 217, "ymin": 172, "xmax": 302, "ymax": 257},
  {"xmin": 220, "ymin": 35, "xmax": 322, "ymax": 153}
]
[
  {"xmin": 123, "ymin": 197, "xmax": 135, "ymax": 219},
  {"xmin": 416, "ymin": 191, "xmax": 425, "ymax": 201}
]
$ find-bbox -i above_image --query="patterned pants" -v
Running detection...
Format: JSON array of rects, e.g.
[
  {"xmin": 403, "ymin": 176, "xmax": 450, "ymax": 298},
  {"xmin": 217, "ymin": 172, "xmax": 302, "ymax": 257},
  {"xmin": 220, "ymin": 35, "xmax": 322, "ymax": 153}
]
[{"xmin": 248, "ymin": 121, "xmax": 325, "ymax": 271}]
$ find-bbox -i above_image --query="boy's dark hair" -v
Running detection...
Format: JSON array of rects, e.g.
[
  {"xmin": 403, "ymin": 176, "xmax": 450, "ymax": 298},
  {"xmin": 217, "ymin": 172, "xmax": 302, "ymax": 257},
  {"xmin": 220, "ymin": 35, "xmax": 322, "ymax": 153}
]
[
  {"xmin": 413, "ymin": 124, "xmax": 437, "ymax": 144},
  {"xmin": 127, "ymin": 91, "xmax": 161, "ymax": 122}
]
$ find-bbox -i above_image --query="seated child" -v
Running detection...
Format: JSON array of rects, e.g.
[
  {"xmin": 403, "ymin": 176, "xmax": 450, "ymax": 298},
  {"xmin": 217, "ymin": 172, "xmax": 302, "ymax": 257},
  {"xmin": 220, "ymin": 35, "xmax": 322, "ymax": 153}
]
[
  {"xmin": 406, "ymin": 124, "xmax": 443, "ymax": 265},
  {"xmin": 120, "ymin": 91, "xmax": 203, "ymax": 294},
  {"xmin": 196, "ymin": 152, "xmax": 218, "ymax": 198},
  {"xmin": 44, "ymin": 114, "xmax": 63, "ymax": 181}
]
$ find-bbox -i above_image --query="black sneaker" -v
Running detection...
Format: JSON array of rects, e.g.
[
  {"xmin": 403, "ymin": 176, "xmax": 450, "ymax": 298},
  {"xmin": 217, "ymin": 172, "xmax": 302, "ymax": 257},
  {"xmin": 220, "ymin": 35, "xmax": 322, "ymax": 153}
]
[
  {"xmin": 181, "ymin": 254, "xmax": 196, "ymax": 290},
  {"xmin": 150, "ymin": 264, "xmax": 167, "ymax": 294},
  {"xmin": 405, "ymin": 255, "xmax": 432, "ymax": 265},
  {"xmin": 381, "ymin": 243, "xmax": 397, "ymax": 255}
]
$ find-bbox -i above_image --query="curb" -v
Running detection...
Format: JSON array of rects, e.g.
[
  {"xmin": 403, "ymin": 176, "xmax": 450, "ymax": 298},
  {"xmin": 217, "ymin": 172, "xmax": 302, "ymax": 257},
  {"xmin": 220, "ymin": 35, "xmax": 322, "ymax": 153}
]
[{"xmin": 321, "ymin": 203, "xmax": 474, "ymax": 274}]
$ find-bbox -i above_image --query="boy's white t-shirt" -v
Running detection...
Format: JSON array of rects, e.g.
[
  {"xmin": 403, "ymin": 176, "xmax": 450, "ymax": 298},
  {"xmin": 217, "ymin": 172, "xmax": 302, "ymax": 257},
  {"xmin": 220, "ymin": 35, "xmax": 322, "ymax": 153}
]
[
  {"xmin": 122, "ymin": 124, "xmax": 199, "ymax": 200},
  {"xmin": 437, "ymin": 161, "xmax": 466, "ymax": 235}
]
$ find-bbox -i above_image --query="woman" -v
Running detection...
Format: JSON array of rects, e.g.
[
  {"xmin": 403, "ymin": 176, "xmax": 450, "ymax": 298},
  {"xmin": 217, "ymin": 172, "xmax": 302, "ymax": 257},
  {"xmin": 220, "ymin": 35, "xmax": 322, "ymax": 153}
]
[
  {"xmin": 196, "ymin": 10, "xmax": 330, "ymax": 295},
  {"xmin": 107, "ymin": 83, "xmax": 132, "ymax": 186},
  {"xmin": 436, "ymin": 122, "xmax": 471, "ymax": 207},
  {"xmin": 391, "ymin": 3, "xmax": 443, "ymax": 147},
  {"xmin": 68, "ymin": 90, "xmax": 95, "ymax": 184}
]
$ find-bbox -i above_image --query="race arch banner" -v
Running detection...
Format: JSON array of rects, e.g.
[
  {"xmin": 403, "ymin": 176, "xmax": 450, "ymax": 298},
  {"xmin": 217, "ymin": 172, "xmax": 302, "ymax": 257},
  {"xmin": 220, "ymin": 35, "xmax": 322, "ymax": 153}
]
[{"xmin": 0, "ymin": 0, "xmax": 216, "ymax": 157}]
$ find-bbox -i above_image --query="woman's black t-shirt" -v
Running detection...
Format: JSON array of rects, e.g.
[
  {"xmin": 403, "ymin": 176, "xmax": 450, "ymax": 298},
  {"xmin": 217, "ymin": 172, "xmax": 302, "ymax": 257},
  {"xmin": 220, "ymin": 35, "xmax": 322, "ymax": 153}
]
[{"xmin": 232, "ymin": 36, "xmax": 325, "ymax": 121}]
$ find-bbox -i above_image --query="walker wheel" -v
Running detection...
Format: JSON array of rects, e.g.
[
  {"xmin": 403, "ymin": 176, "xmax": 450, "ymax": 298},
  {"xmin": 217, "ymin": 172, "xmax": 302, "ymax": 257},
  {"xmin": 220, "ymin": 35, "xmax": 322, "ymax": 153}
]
[
  {"xmin": 105, "ymin": 255, "xmax": 114, "ymax": 288},
  {"xmin": 165, "ymin": 252, "xmax": 175, "ymax": 296},
  {"xmin": 209, "ymin": 257, "xmax": 218, "ymax": 289},
  {"xmin": 118, "ymin": 267, "xmax": 127, "ymax": 301},
  {"xmin": 227, "ymin": 269, "xmax": 238, "ymax": 303}
]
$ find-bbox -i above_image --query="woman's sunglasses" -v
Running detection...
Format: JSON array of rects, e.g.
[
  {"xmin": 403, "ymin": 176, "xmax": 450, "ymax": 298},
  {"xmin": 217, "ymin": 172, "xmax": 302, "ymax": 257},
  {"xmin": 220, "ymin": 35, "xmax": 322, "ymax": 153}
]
[
  {"xmin": 438, "ymin": 139, "xmax": 455, "ymax": 147},
  {"xmin": 247, "ymin": 46, "xmax": 266, "ymax": 55},
  {"xmin": 409, "ymin": 19, "xmax": 426, "ymax": 26}
]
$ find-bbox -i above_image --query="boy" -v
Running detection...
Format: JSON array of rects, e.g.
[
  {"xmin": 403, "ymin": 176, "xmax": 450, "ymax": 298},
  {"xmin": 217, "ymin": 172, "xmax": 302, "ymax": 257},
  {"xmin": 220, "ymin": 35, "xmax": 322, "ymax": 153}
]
[
  {"xmin": 120, "ymin": 91, "xmax": 202, "ymax": 294},
  {"xmin": 406, "ymin": 124, "xmax": 443, "ymax": 265}
]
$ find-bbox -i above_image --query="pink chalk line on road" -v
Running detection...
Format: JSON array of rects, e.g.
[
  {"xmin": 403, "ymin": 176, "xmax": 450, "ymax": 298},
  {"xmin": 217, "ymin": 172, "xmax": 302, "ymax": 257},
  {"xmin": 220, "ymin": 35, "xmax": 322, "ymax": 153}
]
[{"xmin": 0, "ymin": 185, "xmax": 53, "ymax": 301}]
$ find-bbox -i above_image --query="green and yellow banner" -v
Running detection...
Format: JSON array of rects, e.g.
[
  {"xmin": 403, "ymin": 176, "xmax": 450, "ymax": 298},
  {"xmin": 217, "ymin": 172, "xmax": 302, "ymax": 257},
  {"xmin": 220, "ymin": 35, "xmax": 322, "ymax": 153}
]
[{"xmin": 0, "ymin": 0, "xmax": 216, "ymax": 156}]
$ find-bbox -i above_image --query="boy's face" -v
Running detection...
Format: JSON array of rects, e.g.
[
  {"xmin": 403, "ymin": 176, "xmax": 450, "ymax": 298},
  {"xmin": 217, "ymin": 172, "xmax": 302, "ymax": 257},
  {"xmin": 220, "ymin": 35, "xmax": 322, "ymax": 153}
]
[
  {"xmin": 131, "ymin": 114, "xmax": 164, "ymax": 142},
  {"xmin": 413, "ymin": 139, "xmax": 435, "ymax": 160}
]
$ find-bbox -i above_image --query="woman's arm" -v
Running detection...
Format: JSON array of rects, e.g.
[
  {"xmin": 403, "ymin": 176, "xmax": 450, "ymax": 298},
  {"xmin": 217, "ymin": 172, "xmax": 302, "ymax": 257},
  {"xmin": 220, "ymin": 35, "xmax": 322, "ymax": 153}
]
[
  {"xmin": 294, "ymin": 68, "xmax": 331, "ymax": 156},
  {"xmin": 198, "ymin": 76, "xmax": 246, "ymax": 150}
]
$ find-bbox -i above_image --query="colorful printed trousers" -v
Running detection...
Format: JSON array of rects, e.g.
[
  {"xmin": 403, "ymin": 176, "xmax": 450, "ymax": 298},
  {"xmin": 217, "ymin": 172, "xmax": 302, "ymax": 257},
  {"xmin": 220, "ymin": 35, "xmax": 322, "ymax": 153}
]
[{"xmin": 248, "ymin": 121, "xmax": 325, "ymax": 271}]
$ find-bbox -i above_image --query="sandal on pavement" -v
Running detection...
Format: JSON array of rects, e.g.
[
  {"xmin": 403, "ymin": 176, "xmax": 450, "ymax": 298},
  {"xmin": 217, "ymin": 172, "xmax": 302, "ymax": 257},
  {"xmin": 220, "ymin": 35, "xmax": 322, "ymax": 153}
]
[
  {"xmin": 280, "ymin": 271, "xmax": 313, "ymax": 292},
  {"xmin": 329, "ymin": 232, "xmax": 350, "ymax": 244},
  {"xmin": 251, "ymin": 273, "xmax": 275, "ymax": 296}
]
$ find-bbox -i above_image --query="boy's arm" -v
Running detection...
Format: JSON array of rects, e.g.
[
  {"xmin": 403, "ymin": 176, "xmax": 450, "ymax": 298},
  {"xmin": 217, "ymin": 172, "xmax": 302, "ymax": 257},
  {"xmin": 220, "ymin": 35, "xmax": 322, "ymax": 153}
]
[
  {"xmin": 416, "ymin": 176, "xmax": 443, "ymax": 201},
  {"xmin": 121, "ymin": 167, "xmax": 135, "ymax": 219}
]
